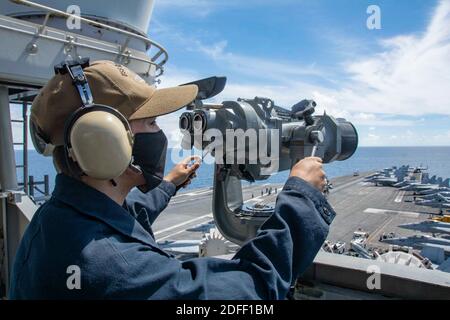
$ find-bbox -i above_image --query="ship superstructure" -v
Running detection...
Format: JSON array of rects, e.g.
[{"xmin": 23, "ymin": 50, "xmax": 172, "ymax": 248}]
[{"xmin": 0, "ymin": 0, "xmax": 167, "ymax": 296}]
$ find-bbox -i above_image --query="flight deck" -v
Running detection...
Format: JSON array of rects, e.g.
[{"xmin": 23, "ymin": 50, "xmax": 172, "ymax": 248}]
[
  {"xmin": 153, "ymin": 171, "xmax": 450, "ymax": 299},
  {"xmin": 154, "ymin": 172, "xmax": 438, "ymax": 252}
]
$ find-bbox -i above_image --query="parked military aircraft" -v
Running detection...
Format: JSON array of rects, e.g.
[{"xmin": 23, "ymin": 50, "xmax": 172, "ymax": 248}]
[
  {"xmin": 418, "ymin": 192, "xmax": 450, "ymax": 201},
  {"xmin": 399, "ymin": 220, "xmax": 450, "ymax": 235},
  {"xmin": 365, "ymin": 165, "xmax": 410, "ymax": 186},
  {"xmin": 415, "ymin": 193, "xmax": 450, "ymax": 214},
  {"xmin": 400, "ymin": 178, "xmax": 450, "ymax": 192},
  {"xmin": 394, "ymin": 174, "xmax": 434, "ymax": 188},
  {"xmin": 417, "ymin": 188, "xmax": 450, "ymax": 196},
  {"xmin": 380, "ymin": 235, "xmax": 450, "ymax": 253}
]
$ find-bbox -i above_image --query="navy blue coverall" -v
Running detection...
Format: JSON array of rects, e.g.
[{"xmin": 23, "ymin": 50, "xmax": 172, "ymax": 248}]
[{"xmin": 9, "ymin": 173, "xmax": 335, "ymax": 299}]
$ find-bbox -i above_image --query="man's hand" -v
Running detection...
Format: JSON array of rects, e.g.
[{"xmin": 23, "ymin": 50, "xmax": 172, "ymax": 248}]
[
  {"xmin": 290, "ymin": 157, "xmax": 326, "ymax": 191},
  {"xmin": 164, "ymin": 156, "xmax": 201, "ymax": 188}
]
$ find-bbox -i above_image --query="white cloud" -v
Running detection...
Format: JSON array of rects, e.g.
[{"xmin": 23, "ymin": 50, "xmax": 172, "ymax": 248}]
[
  {"xmin": 356, "ymin": 127, "xmax": 450, "ymax": 147},
  {"xmin": 431, "ymin": 130, "xmax": 450, "ymax": 141},
  {"xmin": 159, "ymin": 0, "xmax": 450, "ymax": 116},
  {"xmin": 12, "ymin": 2, "xmax": 450, "ymax": 150},
  {"xmin": 359, "ymin": 133, "xmax": 381, "ymax": 147},
  {"xmin": 335, "ymin": 0, "xmax": 450, "ymax": 116},
  {"xmin": 151, "ymin": 20, "xmax": 329, "ymax": 83},
  {"xmin": 154, "ymin": 0, "xmax": 450, "ymax": 146},
  {"xmin": 155, "ymin": 68, "xmax": 423, "ymax": 147},
  {"xmin": 194, "ymin": 40, "xmax": 327, "ymax": 82}
]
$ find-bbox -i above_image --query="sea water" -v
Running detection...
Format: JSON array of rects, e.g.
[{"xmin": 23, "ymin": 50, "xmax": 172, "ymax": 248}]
[{"xmin": 14, "ymin": 147, "xmax": 450, "ymax": 194}]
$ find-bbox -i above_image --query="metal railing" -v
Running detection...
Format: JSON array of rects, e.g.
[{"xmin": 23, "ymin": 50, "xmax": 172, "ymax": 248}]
[
  {"xmin": 10, "ymin": 100, "xmax": 50, "ymax": 203},
  {"xmin": 11, "ymin": 102, "xmax": 29, "ymax": 192},
  {"xmin": 5, "ymin": 0, "xmax": 169, "ymax": 77},
  {"xmin": 24, "ymin": 175, "xmax": 50, "ymax": 203}
]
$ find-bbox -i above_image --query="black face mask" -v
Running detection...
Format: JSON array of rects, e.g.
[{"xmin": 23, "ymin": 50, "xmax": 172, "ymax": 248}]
[{"xmin": 132, "ymin": 131, "xmax": 168, "ymax": 193}]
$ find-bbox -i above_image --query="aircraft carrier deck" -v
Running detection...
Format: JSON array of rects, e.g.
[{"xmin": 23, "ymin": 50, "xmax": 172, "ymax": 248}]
[
  {"xmin": 153, "ymin": 171, "xmax": 450, "ymax": 300},
  {"xmin": 153, "ymin": 171, "xmax": 438, "ymax": 249}
]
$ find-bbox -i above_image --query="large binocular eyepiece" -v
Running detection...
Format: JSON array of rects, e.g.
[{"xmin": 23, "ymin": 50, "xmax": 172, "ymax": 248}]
[
  {"xmin": 179, "ymin": 96, "xmax": 358, "ymax": 181},
  {"xmin": 177, "ymin": 76, "xmax": 359, "ymax": 244},
  {"xmin": 179, "ymin": 111, "xmax": 210, "ymax": 133},
  {"xmin": 335, "ymin": 118, "xmax": 359, "ymax": 161}
]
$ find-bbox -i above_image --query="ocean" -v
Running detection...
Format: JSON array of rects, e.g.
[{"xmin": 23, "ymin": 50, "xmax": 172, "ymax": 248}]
[{"xmin": 14, "ymin": 147, "xmax": 450, "ymax": 194}]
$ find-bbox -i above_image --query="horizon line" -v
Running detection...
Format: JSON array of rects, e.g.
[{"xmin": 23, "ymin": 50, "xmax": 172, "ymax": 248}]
[{"xmin": 12, "ymin": 145, "xmax": 450, "ymax": 152}]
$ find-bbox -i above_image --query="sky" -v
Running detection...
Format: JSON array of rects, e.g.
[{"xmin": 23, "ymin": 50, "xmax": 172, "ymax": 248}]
[
  {"xmin": 149, "ymin": 0, "xmax": 450, "ymax": 147},
  {"xmin": 8, "ymin": 0, "xmax": 450, "ymax": 148}
]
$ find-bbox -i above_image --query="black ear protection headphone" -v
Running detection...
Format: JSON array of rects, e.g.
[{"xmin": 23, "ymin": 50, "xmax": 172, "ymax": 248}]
[{"xmin": 52, "ymin": 58, "xmax": 134, "ymax": 180}]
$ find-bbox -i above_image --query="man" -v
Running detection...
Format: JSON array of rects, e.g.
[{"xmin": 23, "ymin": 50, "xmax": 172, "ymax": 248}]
[{"xmin": 9, "ymin": 60, "xmax": 335, "ymax": 299}]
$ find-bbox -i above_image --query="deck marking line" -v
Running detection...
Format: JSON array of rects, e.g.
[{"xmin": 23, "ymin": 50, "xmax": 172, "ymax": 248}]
[
  {"xmin": 154, "ymin": 214, "xmax": 213, "ymax": 236},
  {"xmin": 364, "ymin": 208, "xmax": 421, "ymax": 218},
  {"xmin": 394, "ymin": 191, "xmax": 405, "ymax": 203},
  {"xmin": 185, "ymin": 190, "xmax": 213, "ymax": 196},
  {"xmin": 367, "ymin": 216, "xmax": 394, "ymax": 242},
  {"xmin": 157, "ymin": 217, "xmax": 214, "ymax": 241},
  {"xmin": 158, "ymin": 195, "xmax": 267, "ymax": 240},
  {"xmin": 331, "ymin": 176, "xmax": 366, "ymax": 193}
]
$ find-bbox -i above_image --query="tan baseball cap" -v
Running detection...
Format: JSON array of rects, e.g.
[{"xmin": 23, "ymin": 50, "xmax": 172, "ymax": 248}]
[{"xmin": 31, "ymin": 60, "xmax": 198, "ymax": 146}]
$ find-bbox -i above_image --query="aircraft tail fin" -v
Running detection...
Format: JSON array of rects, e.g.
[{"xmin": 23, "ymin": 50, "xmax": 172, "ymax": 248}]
[{"xmin": 440, "ymin": 178, "xmax": 450, "ymax": 188}]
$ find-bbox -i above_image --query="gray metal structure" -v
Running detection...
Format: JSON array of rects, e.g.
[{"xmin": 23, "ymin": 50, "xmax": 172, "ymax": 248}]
[
  {"xmin": 1, "ymin": 0, "xmax": 155, "ymax": 35},
  {"xmin": 0, "ymin": 0, "xmax": 168, "ymax": 297},
  {"xmin": 180, "ymin": 91, "xmax": 358, "ymax": 245}
]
